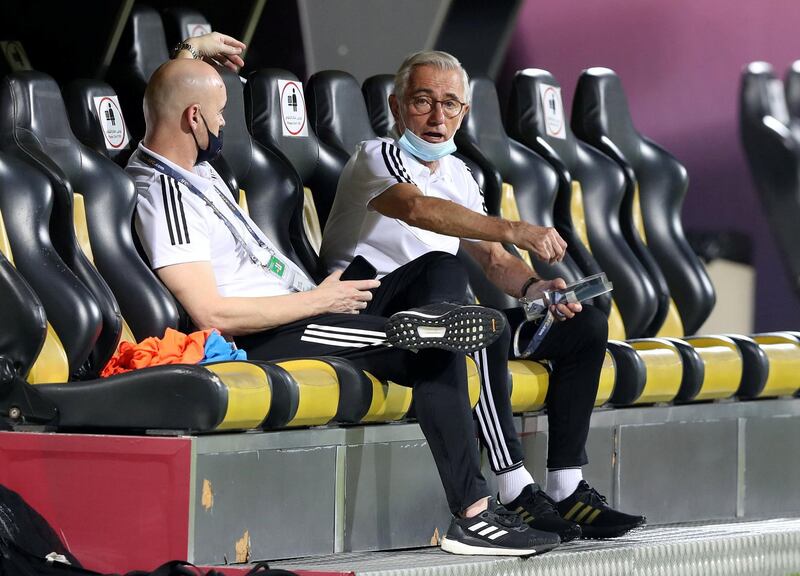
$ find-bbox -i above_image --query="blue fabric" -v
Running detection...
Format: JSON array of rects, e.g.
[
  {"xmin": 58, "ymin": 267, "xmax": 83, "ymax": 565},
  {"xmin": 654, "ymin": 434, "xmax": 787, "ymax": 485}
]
[
  {"xmin": 201, "ymin": 330, "xmax": 247, "ymax": 363},
  {"xmin": 397, "ymin": 128, "xmax": 457, "ymax": 162}
]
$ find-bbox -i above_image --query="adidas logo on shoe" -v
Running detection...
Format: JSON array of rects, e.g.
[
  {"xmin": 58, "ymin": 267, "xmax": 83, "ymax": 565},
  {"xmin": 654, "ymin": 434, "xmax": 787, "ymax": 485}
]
[
  {"xmin": 440, "ymin": 497, "xmax": 560, "ymax": 556},
  {"xmin": 556, "ymin": 481, "xmax": 646, "ymax": 539}
]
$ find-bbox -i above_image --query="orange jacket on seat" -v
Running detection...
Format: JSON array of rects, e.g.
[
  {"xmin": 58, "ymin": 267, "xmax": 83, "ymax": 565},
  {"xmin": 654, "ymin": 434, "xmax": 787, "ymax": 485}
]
[{"xmin": 101, "ymin": 328, "xmax": 211, "ymax": 377}]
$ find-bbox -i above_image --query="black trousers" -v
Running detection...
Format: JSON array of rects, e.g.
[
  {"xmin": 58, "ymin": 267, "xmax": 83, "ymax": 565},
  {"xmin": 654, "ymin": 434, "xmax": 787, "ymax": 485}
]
[
  {"xmin": 365, "ymin": 252, "xmax": 607, "ymax": 472},
  {"xmin": 236, "ymin": 253, "xmax": 488, "ymax": 515}
]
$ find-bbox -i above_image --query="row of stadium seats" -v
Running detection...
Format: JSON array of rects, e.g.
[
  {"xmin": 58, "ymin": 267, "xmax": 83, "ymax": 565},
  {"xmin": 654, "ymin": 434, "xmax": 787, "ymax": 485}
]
[
  {"xmin": 1, "ymin": 7, "xmax": 798, "ymax": 435},
  {"xmin": 740, "ymin": 61, "xmax": 800, "ymax": 302},
  {"xmin": 300, "ymin": 68, "xmax": 800, "ymax": 405}
]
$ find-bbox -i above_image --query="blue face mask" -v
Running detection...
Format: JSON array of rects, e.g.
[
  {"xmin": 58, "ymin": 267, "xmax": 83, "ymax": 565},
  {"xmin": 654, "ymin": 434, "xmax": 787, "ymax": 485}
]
[
  {"xmin": 397, "ymin": 127, "xmax": 457, "ymax": 162},
  {"xmin": 192, "ymin": 113, "xmax": 224, "ymax": 165}
]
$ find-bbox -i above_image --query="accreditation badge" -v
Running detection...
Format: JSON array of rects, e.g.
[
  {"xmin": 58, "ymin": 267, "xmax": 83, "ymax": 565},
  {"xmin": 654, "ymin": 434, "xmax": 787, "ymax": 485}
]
[{"xmin": 267, "ymin": 255, "xmax": 286, "ymax": 278}]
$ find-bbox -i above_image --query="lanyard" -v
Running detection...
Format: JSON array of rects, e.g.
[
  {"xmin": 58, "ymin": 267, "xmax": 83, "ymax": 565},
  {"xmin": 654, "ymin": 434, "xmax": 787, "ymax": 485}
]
[
  {"xmin": 137, "ymin": 149, "xmax": 313, "ymax": 292},
  {"xmin": 512, "ymin": 311, "xmax": 555, "ymax": 359}
]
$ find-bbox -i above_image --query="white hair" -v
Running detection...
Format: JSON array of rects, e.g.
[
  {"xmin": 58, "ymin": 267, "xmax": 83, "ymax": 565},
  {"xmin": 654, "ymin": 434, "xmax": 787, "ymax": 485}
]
[{"xmin": 394, "ymin": 51, "xmax": 471, "ymax": 104}]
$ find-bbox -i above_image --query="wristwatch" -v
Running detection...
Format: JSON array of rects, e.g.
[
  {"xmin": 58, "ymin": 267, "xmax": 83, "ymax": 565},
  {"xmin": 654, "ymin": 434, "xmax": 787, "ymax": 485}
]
[{"xmin": 172, "ymin": 41, "xmax": 199, "ymax": 60}]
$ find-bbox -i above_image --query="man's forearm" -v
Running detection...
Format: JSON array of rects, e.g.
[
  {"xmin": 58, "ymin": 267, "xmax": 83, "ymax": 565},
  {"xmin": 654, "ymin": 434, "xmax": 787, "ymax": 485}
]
[
  {"xmin": 397, "ymin": 195, "xmax": 515, "ymax": 244},
  {"xmin": 189, "ymin": 291, "xmax": 323, "ymax": 335},
  {"xmin": 469, "ymin": 243, "xmax": 538, "ymax": 298}
]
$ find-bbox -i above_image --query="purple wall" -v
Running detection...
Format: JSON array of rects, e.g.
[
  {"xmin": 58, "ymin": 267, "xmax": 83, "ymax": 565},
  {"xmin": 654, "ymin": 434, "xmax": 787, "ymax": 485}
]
[{"xmin": 501, "ymin": 0, "xmax": 800, "ymax": 331}]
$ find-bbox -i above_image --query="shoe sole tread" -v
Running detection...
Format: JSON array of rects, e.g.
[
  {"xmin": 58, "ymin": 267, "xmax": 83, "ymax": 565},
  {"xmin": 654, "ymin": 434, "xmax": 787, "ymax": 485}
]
[{"xmin": 386, "ymin": 306, "xmax": 505, "ymax": 353}]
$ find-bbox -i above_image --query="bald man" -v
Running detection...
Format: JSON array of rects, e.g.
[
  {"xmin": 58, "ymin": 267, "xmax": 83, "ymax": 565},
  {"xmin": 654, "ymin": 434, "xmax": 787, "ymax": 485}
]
[{"xmin": 124, "ymin": 37, "xmax": 560, "ymax": 556}]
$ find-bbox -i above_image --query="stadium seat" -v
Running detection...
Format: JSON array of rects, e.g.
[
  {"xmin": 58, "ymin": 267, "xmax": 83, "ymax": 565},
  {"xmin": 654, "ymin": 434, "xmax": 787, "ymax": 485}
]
[
  {"xmin": 362, "ymin": 74, "xmax": 396, "ymax": 137},
  {"xmin": 216, "ymin": 65, "xmax": 412, "ymax": 423},
  {"xmin": 356, "ymin": 71, "xmax": 528, "ymax": 316},
  {"xmin": 743, "ymin": 62, "xmax": 800, "ymax": 300},
  {"xmin": 506, "ymin": 71, "xmax": 658, "ymax": 340},
  {"xmin": 0, "ymin": 246, "xmax": 61, "ymax": 426},
  {"xmin": 215, "ymin": 68, "xmax": 322, "ymax": 279},
  {"xmin": 62, "ymin": 79, "xmax": 135, "ymax": 167},
  {"xmin": 1, "ymin": 72, "xmax": 128, "ymax": 375},
  {"xmin": 106, "ymin": 4, "xmax": 170, "ymax": 142},
  {"xmin": 572, "ymin": 67, "xmax": 798, "ymax": 401},
  {"xmin": 245, "ymin": 68, "xmax": 345, "ymax": 244},
  {"xmin": 160, "ymin": 6, "xmax": 213, "ymax": 51},
  {"xmin": 784, "ymin": 60, "xmax": 800, "ymax": 126}
]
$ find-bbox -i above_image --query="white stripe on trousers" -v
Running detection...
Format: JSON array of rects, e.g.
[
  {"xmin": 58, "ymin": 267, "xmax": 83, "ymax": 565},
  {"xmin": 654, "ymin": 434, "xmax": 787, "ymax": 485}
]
[
  {"xmin": 303, "ymin": 329, "xmax": 385, "ymax": 344},
  {"xmin": 300, "ymin": 336, "xmax": 371, "ymax": 348},
  {"xmin": 473, "ymin": 347, "xmax": 514, "ymax": 471},
  {"xmin": 306, "ymin": 324, "xmax": 387, "ymax": 338}
]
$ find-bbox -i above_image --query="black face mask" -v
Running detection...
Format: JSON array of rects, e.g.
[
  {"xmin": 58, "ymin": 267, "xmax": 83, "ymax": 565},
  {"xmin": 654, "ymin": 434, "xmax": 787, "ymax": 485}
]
[{"xmin": 192, "ymin": 112, "xmax": 224, "ymax": 165}]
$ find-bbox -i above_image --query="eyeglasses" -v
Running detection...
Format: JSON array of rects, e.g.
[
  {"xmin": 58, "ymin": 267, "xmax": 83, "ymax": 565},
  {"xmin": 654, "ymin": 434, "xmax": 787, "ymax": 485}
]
[{"xmin": 408, "ymin": 95, "xmax": 466, "ymax": 118}]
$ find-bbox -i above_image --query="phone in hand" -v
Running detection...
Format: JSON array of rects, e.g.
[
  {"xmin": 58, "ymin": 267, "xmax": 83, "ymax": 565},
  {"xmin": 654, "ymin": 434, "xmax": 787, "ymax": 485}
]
[{"xmin": 340, "ymin": 255, "xmax": 378, "ymax": 281}]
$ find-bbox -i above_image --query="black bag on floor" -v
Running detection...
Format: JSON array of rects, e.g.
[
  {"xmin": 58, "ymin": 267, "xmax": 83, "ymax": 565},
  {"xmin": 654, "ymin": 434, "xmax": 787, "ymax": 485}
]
[
  {"xmin": 0, "ymin": 483, "xmax": 86, "ymax": 575},
  {"xmin": 0, "ymin": 484, "xmax": 297, "ymax": 576}
]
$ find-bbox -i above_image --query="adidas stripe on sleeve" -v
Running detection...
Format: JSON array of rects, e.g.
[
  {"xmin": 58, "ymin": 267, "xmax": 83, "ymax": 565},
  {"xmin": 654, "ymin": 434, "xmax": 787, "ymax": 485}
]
[
  {"xmin": 134, "ymin": 174, "xmax": 212, "ymax": 269},
  {"xmin": 360, "ymin": 139, "xmax": 418, "ymax": 205}
]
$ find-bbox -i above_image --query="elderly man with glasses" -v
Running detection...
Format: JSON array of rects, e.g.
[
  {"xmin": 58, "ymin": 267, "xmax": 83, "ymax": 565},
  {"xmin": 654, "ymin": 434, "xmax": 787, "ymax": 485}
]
[{"xmin": 320, "ymin": 51, "xmax": 645, "ymax": 547}]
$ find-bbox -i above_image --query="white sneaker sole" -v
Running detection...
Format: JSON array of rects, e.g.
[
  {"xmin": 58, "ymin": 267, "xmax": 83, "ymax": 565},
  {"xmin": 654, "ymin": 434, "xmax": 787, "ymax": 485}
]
[{"xmin": 440, "ymin": 536, "xmax": 545, "ymax": 556}]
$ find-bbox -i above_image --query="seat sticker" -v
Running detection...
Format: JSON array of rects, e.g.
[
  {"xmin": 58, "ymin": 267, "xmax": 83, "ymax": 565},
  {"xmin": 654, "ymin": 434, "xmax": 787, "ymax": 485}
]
[{"xmin": 539, "ymin": 84, "xmax": 566, "ymax": 139}]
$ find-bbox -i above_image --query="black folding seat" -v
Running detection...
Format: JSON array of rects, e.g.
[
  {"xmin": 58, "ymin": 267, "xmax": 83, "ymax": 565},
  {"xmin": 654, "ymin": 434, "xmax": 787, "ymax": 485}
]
[
  {"xmin": 0, "ymin": 237, "xmax": 47, "ymax": 384},
  {"xmin": 506, "ymin": 70, "xmax": 657, "ymax": 340},
  {"xmin": 309, "ymin": 70, "xmax": 604, "ymax": 411},
  {"xmin": 0, "ymin": 156, "xmax": 67, "ymax": 387},
  {"xmin": 573, "ymin": 67, "xmax": 796, "ymax": 401},
  {"xmin": 1, "ymin": 73, "xmax": 129, "ymax": 375},
  {"xmin": 214, "ymin": 65, "xmax": 404, "ymax": 423},
  {"xmin": 744, "ymin": 62, "xmax": 800, "ymax": 299},
  {"xmin": 62, "ymin": 80, "xmax": 135, "ymax": 168},
  {"xmin": 0, "ymin": 233, "xmax": 61, "ymax": 426},
  {"xmin": 308, "ymin": 70, "xmax": 516, "ymax": 317},
  {"xmin": 362, "ymin": 74, "xmax": 396, "ymax": 137},
  {"xmin": 106, "ymin": 4, "xmax": 170, "ymax": 143},
  {"xmin": 215, "ymin": 67, "xmax": 320, "ymax": 277},
  {"xmin": 160, "ymin": 6, "xmax": 212, "ymax": 51},
  {"xmin": 784, "ymin": 60, "xmax": 800, "ymax": 125},
  {"xmin": 245, "ymin": 69, "xmax": 346, "ymax": 241}
]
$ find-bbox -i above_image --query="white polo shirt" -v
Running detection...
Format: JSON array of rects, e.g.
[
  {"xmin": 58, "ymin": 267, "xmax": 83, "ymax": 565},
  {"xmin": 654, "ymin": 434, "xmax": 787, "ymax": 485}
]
[
  {"xmin": 320, "ymin": 137, "xmax": 486, "ymax": 277},
  {"xmin": 127, "ymin": 143, "xmax": 314, "ymax": 298}
]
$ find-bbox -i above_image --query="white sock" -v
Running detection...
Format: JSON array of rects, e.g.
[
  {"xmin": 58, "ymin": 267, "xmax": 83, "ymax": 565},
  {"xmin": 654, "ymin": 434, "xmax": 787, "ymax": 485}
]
[
  {"xmin": 546, "ymin": 468, "xmax": 583, "ymax": 502},
  {"xmin": 496, "ymin": 465, "xmax": 535, "ymax": 504}
]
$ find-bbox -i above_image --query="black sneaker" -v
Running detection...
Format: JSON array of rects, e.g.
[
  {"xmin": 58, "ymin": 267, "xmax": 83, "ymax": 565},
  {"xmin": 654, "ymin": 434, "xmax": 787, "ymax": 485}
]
[
  {"xmin": 504, "ymin": 483, "xmax": 582, "ymax": 543},
  {"xmin": 555, "ymin": 480, "xmax": 646, "ymax": 538},
  {"xmin": 385, "ymin": 303, "xmax": 506, "ymax": 353},
  {"xmin": 440, "ymin": 497, "xmax": 560, "ymax": 556}
]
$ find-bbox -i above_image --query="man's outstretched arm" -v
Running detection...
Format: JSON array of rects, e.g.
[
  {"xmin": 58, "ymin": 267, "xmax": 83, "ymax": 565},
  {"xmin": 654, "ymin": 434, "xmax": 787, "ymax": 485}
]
[{"xmin": 369, "ymin": 183, "xmax": 567, "ymax": 264}]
